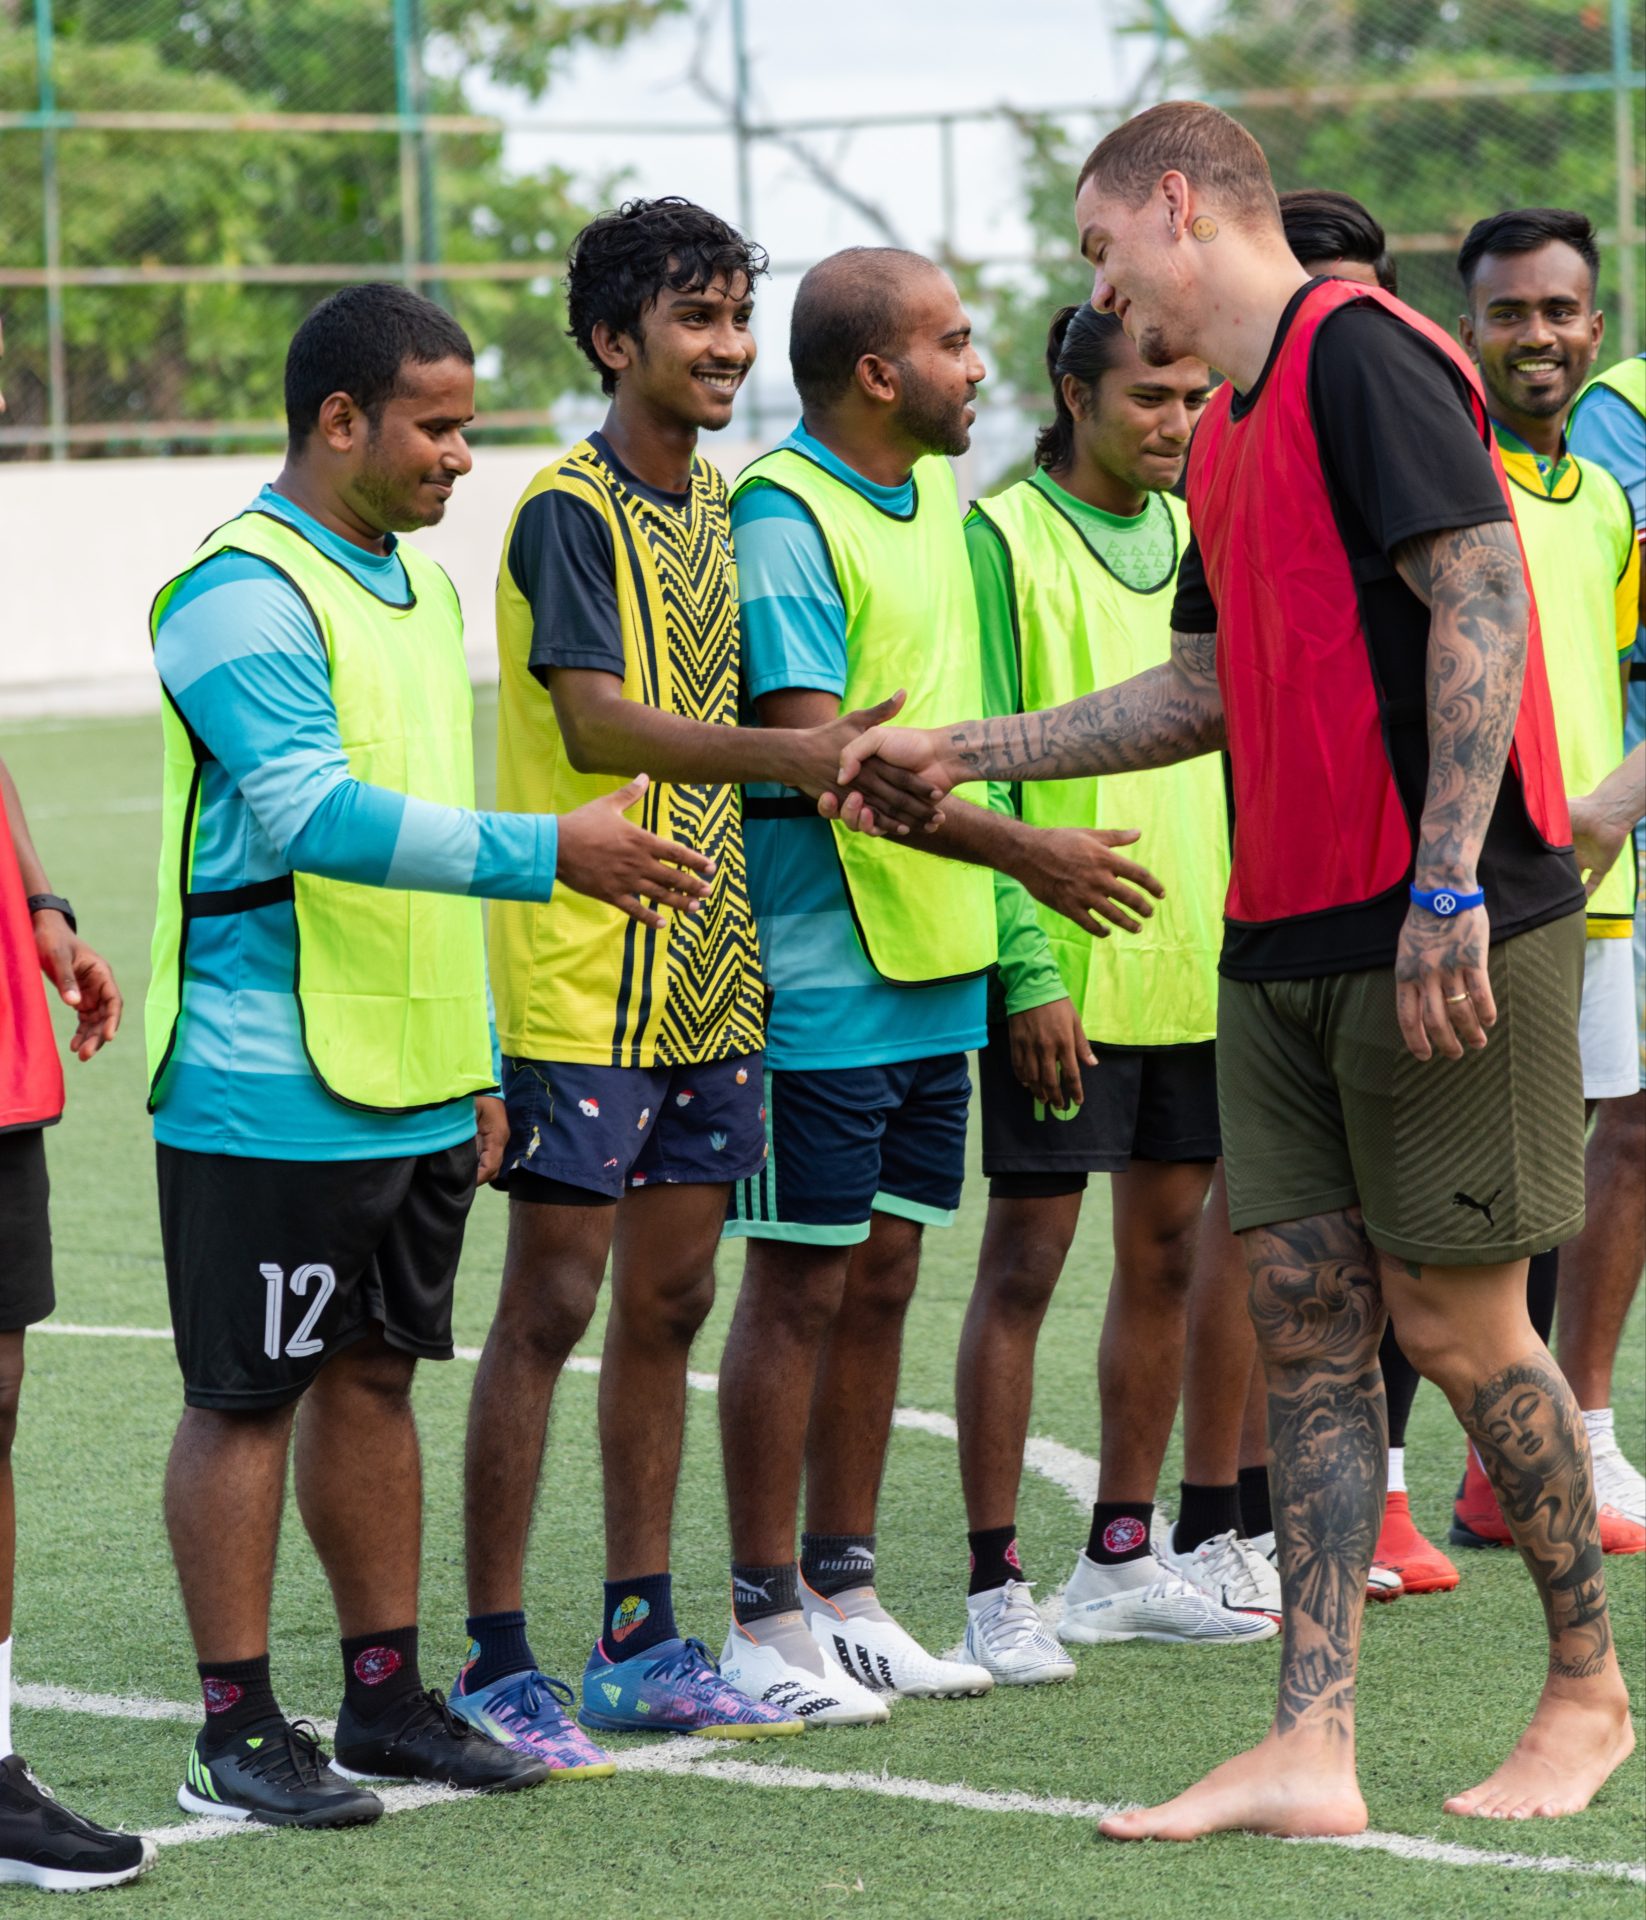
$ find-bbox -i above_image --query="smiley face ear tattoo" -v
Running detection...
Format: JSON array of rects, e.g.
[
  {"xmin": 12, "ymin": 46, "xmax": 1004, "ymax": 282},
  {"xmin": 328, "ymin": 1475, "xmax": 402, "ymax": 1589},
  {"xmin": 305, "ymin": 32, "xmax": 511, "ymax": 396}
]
[{"xmin": 1191, "ymin": 214, "xmax": 1219, "ymax": 242}]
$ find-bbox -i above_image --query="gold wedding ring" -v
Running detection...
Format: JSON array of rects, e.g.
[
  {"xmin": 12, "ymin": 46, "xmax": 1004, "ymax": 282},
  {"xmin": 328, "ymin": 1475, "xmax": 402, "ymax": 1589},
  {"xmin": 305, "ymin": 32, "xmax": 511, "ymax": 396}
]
[{"xmin": 1445, "ymin": 992, "xmax": 1469, "ymax": 1003}]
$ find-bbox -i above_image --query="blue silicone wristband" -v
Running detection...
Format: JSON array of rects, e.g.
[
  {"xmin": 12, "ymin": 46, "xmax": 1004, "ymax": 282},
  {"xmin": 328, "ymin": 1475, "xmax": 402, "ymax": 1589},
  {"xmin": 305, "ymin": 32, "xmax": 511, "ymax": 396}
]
[{"xmin": 1409, "ymin": 883, "xmax": 1485, "ymax": 918}]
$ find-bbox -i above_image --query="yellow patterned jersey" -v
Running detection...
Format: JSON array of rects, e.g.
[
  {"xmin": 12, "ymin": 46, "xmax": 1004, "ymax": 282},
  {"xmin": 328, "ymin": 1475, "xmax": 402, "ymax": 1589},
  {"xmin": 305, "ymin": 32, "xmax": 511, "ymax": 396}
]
[{"xmin": 490, "ymin": 434, "xmax": 763, "ymax": 1067}]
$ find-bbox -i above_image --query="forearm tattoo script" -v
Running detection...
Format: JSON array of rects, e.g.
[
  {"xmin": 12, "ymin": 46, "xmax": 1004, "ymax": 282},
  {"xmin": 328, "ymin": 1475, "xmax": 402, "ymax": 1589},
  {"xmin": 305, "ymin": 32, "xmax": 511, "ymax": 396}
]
[{"xmin": 941, "ymin": 628, "xmax": 1224, "ymax": 784}]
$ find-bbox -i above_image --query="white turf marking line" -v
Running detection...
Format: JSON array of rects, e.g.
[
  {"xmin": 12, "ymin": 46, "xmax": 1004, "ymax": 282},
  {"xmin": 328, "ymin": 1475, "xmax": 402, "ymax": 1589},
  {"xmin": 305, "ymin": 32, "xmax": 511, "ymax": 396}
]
[
  {"xmin": 13, "ymin": 1682, "xmax": 1644, "ymax": 1885},
  {"xmin": 38, "ymin": 1323, "xmax": 1643, "ymax": 1887}
]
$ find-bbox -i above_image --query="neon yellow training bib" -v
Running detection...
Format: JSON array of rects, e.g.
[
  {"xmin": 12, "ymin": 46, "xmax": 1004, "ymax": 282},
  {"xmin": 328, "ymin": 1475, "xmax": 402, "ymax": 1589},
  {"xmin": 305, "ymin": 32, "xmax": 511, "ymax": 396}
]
[
  {"xmin": 733, "ymin": 447, "xmax": 997, "ymax": 986},
  {"xmin": 971, "ymin": 482, "xmax": 1227, "ymax": 1044},
  {"xmin": 147, "ymin": 509, "xmax": 493, "ymax": 1113}
]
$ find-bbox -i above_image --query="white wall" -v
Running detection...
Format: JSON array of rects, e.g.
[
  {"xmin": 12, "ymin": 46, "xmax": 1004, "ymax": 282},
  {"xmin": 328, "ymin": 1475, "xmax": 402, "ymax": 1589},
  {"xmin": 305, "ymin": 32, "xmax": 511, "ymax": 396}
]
[{"xmin": 0, "ymin": 439, "xmax": 766, "ymax": 719}]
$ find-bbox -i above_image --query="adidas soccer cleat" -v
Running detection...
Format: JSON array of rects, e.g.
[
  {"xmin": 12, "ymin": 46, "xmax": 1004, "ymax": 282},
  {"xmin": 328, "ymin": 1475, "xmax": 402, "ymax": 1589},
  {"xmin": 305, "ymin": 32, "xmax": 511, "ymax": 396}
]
[
  {"xmin": 1161, "ymin": 1528, "xmax": 1282, "ymax": 1623},
  {"xmin": 578, "ymin": 1635, "xmax": 806, "ymax": 1739},
  {"xmin": 450, "ymin": 1662, "xmax": 617, "ymax": 1778},
  {"xmin": 801, "ymin": 1584, "xmax": 994, "ymax": 1698},
  {"xmin": 332, "ymin": 1686, "xmax": 548, "ymax": 1792},
  {"xmin": 0, "ymin": 1756, "xmax": 156, "ymax": 1890},
  {"xmin": 718, "ymin": 1613, "xmax": 890, "ymax": 1726},
  {"xmin": 964, "ymin": 1581, "xmax": 1076, "ymax": 1685},
  {"xmin": 1057, "ymin": 1549, "xmax": 1277, "ymax": 1645},
  {"xmin": 179, "ymin": 1722, "xmax": 383, "ymax": 1829},
  {"xmin": 1373, "ymin": 1492, "xmax": 1459, "ymax": 1594},
  {"xmin": 1589, "ymin": 1431, "xmax": 1646, "ymax": 1548}
]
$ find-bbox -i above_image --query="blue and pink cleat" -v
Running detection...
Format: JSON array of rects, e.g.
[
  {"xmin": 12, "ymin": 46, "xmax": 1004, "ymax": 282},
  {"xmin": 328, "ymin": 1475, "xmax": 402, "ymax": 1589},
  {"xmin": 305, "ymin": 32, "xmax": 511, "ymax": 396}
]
[
  {"xmin": 450, "ymin": 1656, "xmax": 617, "ymax": 1780},
  {"xmin": 579, "ymin": 1636, "xmax": 806, "ymax": 1739}
]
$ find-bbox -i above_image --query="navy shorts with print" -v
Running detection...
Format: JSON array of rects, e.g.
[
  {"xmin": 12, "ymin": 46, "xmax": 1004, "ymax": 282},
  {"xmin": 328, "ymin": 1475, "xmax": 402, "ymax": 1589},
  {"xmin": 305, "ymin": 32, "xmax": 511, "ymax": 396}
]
[
  {"xmin": 725, "ymin": 1053, "xmax": 971, "ymax": 1246},
  {"xmin": 496, "ymin": 1052, "xmax": 767, "ymax": 1202}
]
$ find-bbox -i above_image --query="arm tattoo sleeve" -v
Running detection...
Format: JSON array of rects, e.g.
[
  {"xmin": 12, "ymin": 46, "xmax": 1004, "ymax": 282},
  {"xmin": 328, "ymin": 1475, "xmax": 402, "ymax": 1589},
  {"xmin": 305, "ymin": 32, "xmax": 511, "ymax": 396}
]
[
  {"xmin": 1393, "ymin": 521, "xmax": 1529, "ymax": 887},
  {"xmin": 938, "ymin": 627, "xmax": 1224, "ymax": 784}
]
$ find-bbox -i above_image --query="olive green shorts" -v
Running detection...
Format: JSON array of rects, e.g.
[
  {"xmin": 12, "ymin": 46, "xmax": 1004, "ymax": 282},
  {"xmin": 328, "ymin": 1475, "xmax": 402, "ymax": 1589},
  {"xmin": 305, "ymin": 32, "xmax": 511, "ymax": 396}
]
[{"xmin": 1218, "ymin": 911, "xmax": 1586, "ymax": 1267}]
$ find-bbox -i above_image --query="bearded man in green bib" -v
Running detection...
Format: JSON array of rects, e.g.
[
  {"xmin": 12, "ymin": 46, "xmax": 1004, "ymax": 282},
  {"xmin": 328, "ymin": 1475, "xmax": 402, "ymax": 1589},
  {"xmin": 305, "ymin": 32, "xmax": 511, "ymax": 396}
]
[{"xmin": 714, "ymin": 249, "xmax": 1167, "ymax": 1721}]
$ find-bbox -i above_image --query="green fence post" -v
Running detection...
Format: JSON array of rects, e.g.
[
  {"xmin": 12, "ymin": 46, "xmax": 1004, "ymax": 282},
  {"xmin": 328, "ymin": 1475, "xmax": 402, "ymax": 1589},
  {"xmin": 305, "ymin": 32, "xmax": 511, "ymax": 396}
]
[
  {"xmin": 1614, "ymin": 0, "xmax": 1641, "ymax": 355},
  {"xmin": 33, "ymin": 0, "xmax": 66, "ymax": 460},
  {"xmin": 393, "ymin": 0, "xmax": 422, "ymax": 291}
]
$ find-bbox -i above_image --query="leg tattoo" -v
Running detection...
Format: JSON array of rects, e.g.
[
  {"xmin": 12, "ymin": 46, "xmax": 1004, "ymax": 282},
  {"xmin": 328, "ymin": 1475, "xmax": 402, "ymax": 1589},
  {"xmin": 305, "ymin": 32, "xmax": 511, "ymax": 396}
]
[
  {"xmin": 1247, "ymin": 1211, "xmax": 1387, "ymax": 1744},
  {"xmin": 1461, "ymin": 1358, "xmax": 1612, "ymax": 1682}
]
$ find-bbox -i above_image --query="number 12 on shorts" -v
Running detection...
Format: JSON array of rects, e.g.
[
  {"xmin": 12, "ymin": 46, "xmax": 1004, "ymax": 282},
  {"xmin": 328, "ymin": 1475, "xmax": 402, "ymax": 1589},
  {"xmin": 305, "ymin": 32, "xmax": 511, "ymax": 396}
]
[{"xmin": 260, "ymin": 1262, "xmax": 336, "ymax": 1361}]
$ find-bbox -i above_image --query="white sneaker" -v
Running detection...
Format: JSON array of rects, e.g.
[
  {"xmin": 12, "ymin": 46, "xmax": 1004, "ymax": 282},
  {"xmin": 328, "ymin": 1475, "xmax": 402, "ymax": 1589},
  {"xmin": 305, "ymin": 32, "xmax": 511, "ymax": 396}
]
[
  {"xmin": 718, "ymin": 1613, "xmax": 889, "ymax": 1726},
  {"xmin": 963, "ymin": 1581, "xmax": 1076, "ymax": 1686},
  {"xmin": 1164, "ymin": 1528, "xmax": 1282, "ymax": 1623},
  {"xmin": 1056, "ymin": 1549, "xmax": 1278, "ymax": 1645},
  {"xmin": 1590, "ymin": 1430, "xmax": 1646, "ymax": 1529},
  {"xmin": 1250, "ymin": 1530, "xmax": 1403, "ymax": 1603},
  {"xmin": 801, "ymin": 1585, "xmax": 994, "ymax": 1698}
]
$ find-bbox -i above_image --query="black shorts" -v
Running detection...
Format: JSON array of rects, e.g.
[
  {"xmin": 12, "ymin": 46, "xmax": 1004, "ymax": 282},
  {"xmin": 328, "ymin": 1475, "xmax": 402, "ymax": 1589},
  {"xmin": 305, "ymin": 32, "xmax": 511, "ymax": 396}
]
[
  {"xmin": 156, "ymin": 1141, "xmax": 477, "ymax": 1411},
  {"xmin": 979, "ymin": 1029, "xmax": 1221, "ymax": 1200},
  {"xmin": 0, "ymin": 1127, "xmax": 56, "ymax": 1330}
]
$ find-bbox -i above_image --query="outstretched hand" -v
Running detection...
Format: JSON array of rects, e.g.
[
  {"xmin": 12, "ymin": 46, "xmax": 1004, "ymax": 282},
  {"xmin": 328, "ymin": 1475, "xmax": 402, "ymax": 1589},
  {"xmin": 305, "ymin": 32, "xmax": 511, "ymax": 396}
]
[
  {"xmin": 557, "ymin": 773, "xmax": 717, "ymax": 929},
  {"xmin": 1014, "ymin": 826, "xmax": 1165, "ymax": 937}
]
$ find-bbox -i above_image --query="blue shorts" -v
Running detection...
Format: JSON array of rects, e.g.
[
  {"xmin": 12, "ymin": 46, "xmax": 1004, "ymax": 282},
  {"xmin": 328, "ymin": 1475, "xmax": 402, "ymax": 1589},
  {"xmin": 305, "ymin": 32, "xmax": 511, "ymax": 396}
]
[
  {"xmin": 497, "ymin": 1053, "xmax": 766, "ymax": 1202},
  {"xmin": 725, "ymin": 1053, "xmax": 970, "ymax": 1246}
]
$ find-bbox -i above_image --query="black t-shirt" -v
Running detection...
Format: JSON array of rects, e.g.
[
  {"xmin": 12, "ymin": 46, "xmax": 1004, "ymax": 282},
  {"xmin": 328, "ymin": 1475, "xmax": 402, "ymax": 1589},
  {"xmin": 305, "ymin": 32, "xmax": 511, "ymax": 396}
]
[
  {"xmin": 506, "ymin": 430, "xmax": 692, "ymax": 686},
  {"xmin": 1173, "ymin": 287, "xmax": 1583, "ymax": 978}
]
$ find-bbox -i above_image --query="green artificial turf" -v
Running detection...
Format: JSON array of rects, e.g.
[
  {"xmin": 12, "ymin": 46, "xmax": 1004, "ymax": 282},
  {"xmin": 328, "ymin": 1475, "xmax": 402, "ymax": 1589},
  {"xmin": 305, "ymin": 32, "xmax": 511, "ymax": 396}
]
[{"xmin": 3, "ymin": 702, "xmax": 1641, "ymax": 1919}]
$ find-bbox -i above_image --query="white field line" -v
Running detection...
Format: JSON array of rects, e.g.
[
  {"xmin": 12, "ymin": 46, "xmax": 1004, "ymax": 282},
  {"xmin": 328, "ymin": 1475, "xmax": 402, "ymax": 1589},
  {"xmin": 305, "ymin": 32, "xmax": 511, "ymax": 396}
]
[
  {"xmin": 14, "ymin": 1682, "xmax": 1643, "ymax": 1885},
  {"xmin": 39, "ymin": 1323, "xmax": 1640, "ymax": 1888}
]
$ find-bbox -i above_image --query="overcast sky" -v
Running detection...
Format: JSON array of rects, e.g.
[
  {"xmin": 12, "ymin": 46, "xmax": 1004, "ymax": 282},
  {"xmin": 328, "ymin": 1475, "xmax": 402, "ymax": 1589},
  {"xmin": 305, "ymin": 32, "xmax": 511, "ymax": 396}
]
[{"xmin": 460, "ymin": 0, "xmax": 1199, "ymax": 453}]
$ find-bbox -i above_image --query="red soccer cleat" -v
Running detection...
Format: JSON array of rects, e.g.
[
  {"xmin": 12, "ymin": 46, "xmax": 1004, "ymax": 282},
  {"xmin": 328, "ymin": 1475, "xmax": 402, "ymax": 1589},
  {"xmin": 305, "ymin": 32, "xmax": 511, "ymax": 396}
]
[
  {"xmin": 1450, "ymin": 1445, "xmax": 1646, "ymax": 1555},
  {"xmin": 1449, "ymin": 1446, "xmax": 1514, "ymax": 1549},
  {"xmin": 1375, "ymin": 1491, "xmax": 1459, "ymax": 1593}
]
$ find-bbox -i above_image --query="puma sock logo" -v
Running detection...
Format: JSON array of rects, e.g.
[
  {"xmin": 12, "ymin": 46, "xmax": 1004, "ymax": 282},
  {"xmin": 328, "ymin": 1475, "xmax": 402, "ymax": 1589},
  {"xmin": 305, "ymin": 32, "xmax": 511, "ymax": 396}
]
[{"xmin": 1451, "ymin": 1186, "xmax": 1503, "ymax": 1228}]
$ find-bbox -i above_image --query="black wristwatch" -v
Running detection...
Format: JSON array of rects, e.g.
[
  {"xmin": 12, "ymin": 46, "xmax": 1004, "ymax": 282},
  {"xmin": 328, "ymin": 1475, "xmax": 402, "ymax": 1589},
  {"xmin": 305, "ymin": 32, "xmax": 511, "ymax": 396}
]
[{"xmin": 26, "ymin": 894, "xmax": 76, "ymax": 934}]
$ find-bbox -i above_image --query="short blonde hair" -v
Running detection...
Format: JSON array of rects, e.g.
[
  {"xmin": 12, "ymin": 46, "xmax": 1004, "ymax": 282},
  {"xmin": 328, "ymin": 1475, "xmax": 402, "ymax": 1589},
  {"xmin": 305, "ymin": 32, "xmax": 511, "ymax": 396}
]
[{"xmin": 1078, "ymin": 102, "xmax": 1282, "ymax": 231}]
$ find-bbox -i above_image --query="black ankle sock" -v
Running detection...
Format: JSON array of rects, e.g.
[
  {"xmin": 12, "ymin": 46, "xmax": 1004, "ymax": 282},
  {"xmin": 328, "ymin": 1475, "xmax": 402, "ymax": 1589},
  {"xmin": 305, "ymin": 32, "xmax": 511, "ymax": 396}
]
[
  {"xmin": 967, "ymin": 1525, "xmax": 1025, "ymax": 1595},
  {"xmin": 1173, "ymin": 1481, "xmax": 1243, "ymax": 1555},
  {"xmin": 1237, "ymin": 1465, "xmax": 1273, "ymax": 1540},
  {"xmin": 800, "ymin": 1532, "xmax": 877, "ymax": 1599},
  {"xmin": 461, "ymin": 1610, "xmax": 537, "ymax": 1692},
  {"xmin": 731, "ymin": 1562, "xmax": 800, "ymax": 1626},
  {"xmin": 341, "ymin": 1625, "xmax": 423, "ymax": 1724},
  {"xmin": 197, "ymin": 1654, "xmax": 282, "ymax": 1753},
  {"xmin": 602, "ymin": 1572, "xmax": 676, "ymax": 1659},
  {"xmin": 1086, "ymin": 1501, "xmax": 1153, "ymax": 1565}
]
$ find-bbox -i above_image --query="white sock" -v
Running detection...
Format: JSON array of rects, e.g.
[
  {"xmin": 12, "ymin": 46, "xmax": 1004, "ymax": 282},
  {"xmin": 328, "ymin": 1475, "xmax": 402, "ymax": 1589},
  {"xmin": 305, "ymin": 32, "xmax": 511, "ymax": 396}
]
[
  {"xmin": 1387, "ymin": 1446, "xmax": 1407, "ymax": 1495},
  {"xmin": 0, "ymin": 1637, "xmax": 12, "ymax": 1758},
  {"xmin": 1583, "ymin": 1407, "xmax": 1615, "ymax": 1446}
]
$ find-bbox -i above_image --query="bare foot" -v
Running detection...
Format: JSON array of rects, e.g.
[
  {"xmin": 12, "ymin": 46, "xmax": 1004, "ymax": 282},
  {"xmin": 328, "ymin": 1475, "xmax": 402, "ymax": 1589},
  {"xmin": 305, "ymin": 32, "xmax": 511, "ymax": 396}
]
[
  {"xmin": 1099, "ymin": 1732, "xmax": 1368, "ymax": 1842},
  {"xmin": 1444, "ymin": 1682, "xmax": 1635, "ymax": 1820}
]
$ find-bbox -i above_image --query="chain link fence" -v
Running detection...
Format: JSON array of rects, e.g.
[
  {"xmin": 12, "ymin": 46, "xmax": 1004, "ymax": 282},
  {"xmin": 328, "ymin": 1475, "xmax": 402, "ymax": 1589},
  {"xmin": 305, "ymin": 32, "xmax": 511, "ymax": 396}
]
[{"xmin": 1, "ymin": 0, "xmax": 1640, "ymax": 462}]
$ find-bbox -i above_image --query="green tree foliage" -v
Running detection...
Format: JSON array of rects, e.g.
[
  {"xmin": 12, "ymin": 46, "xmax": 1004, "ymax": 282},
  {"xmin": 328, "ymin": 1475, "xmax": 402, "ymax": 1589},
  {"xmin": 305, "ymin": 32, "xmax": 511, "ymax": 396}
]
[
  {"xmin": 977, "ymin": 0, "xmax": 1640, "ymax": 464},
  {"xmin": 0, "ymin": 0, "xmax": 680, "ymax": 453}
]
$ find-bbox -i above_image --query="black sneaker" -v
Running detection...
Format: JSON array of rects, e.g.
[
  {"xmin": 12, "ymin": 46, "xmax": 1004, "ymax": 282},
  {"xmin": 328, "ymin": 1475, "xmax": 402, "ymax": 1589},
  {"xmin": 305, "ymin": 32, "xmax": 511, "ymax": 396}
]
[
  {"xmin": 179, "ymin": 1721, "xmax": 383, "ymax": 1829},
  {"xmin": 0, "ymin": 1753, "xmax": 156, "ymax": 1890},
  {"xmin": 333, "ymin": 1687, "xmax": 549, "ymax": 1792}
]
